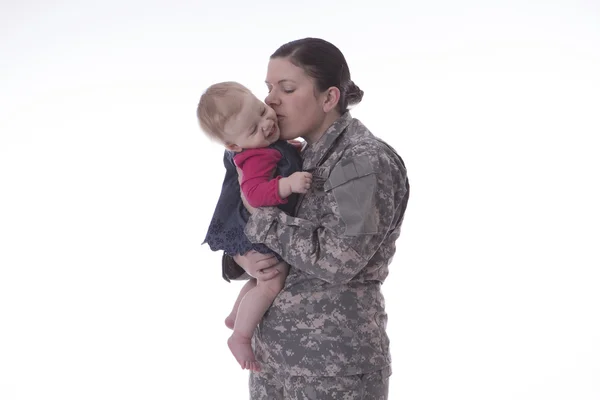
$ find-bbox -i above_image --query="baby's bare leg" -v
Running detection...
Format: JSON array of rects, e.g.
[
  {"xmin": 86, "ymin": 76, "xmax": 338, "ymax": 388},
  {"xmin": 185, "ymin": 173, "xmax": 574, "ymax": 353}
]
[
  {"xmin": 228, "ymin": 261, "xmax": 289, "ymax": 371},
  {"xmin": 225, "ymin": 279, "xmax": 256, "ymax": 330}
]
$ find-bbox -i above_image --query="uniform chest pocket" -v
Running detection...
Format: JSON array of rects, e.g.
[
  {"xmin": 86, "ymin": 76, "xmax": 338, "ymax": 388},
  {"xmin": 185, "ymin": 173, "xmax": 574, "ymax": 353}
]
[
  {"xmin": 294, "ymin": 166, "xmax": 329, "ymax": 218},
  {"xmin": 308, "ymin": 166, "xmax": 331, "ymax": 192},
  {"xmin": 323, "ymin": 155, "xmax": 379, "ymax": 236}
]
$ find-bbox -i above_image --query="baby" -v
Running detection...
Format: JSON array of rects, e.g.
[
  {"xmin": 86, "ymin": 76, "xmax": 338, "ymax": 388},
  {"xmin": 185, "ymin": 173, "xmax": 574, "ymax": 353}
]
[{"xmin": 197, "ymin": 81, "xmax": 311, "ymax": 371}]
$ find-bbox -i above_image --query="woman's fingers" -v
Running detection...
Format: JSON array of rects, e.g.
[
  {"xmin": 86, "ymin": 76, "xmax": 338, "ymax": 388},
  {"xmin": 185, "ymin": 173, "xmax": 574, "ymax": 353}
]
[
  {"xmin": 233, "ymin": 251, "xmax": 279, "ymax": 279},
  {"xmin": 256, "ymin": 267, "xmax": 280, "ymax": 282}
]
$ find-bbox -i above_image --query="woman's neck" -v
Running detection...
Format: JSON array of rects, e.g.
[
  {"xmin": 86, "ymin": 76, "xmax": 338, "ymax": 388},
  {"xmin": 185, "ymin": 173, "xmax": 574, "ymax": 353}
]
[{"xmin": 304, "ymin": 112, "xmax": 342, "ymax": 145}]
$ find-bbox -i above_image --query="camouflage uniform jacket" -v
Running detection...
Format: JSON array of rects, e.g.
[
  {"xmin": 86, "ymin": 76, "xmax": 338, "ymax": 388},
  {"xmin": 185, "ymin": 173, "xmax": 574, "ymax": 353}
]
[{"xmin": 239, "ymin": 112, "xmax": 409, "ymax": 377}]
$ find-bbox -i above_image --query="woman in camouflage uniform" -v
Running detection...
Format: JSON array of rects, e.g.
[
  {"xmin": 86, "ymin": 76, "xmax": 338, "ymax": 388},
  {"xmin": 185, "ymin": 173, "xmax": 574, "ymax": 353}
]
[{"xmin": 223, "ymin": 37, "xmax": 410, "ymax": 400}]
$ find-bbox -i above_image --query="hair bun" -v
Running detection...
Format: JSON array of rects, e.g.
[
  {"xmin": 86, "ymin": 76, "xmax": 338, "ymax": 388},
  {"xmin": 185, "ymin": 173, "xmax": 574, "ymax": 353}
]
[{"xmin": 345, "ymin": 80, "xmax": 364, "ymax": 106}]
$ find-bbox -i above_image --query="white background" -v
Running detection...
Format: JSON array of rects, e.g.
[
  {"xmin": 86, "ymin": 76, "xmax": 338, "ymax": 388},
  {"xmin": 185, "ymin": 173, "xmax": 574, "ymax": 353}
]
[{"xmin": 1, "ymin": 1, "xmax": 599, "ymax": 399}]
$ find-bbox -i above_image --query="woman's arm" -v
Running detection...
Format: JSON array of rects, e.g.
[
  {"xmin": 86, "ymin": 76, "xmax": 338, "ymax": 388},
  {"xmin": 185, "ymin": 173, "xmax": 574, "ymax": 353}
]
[{"xmin": 244, "ymin": 147, "xmax": 409, "ymax": 285}]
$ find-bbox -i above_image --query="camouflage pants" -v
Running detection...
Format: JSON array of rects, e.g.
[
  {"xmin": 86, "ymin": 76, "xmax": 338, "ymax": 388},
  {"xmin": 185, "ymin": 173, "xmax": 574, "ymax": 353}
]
[{"xmin": 249, "ymin": 366, "xmax": 391, "ymax": 400}]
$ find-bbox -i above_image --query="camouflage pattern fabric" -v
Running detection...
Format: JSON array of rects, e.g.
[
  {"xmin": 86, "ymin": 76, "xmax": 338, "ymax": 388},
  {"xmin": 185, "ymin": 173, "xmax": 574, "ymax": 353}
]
[
  {"xmin": 249, "ymin": 365, "xmax": 392, "ymax": 399},
  {"xmin": 229, "ymin": 112, "xmax": 409, "ymax": 381}
]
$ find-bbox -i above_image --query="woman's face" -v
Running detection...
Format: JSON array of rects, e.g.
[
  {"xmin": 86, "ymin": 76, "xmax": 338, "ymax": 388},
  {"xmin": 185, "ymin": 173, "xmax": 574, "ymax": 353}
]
[{"xmin": 264, "ymin": 57, "xmax": 329, "ymax": 143}]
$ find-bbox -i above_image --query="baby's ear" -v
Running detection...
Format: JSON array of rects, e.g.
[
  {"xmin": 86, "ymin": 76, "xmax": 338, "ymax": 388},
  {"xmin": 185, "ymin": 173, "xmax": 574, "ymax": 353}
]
[{"xmin": 225, "ymin": 143, "xmax": 242, "ymax": 152}]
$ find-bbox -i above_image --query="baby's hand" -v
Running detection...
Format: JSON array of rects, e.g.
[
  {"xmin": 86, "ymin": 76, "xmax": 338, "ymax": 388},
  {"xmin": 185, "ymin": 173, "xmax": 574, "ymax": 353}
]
[{"xmin": 288, "ymin": 171, "xmax": 312, "ymax": 194}]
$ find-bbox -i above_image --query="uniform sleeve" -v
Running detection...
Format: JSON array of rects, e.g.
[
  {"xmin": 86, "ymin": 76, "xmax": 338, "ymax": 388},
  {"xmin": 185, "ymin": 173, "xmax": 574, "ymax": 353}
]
[
  {"xmin": 235, "ymin": 148, "xmax": 287, "ymax": 208},
  {"xmin": 244, "ymin": 148, "xmax": 408, "ymax": 285}
]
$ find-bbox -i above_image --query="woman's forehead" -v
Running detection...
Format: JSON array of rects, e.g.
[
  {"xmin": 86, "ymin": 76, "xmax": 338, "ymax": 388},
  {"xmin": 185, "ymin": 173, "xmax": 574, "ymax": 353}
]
[{"xmin": 266, "ymin": 58, "xmax": 306, "ymax": 82}]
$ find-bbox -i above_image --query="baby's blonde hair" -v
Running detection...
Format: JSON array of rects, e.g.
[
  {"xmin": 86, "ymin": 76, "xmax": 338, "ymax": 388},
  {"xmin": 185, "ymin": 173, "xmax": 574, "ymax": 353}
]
[{"xmin": 197, "ymin": 81, "xmax": 253, "ymax": 143}]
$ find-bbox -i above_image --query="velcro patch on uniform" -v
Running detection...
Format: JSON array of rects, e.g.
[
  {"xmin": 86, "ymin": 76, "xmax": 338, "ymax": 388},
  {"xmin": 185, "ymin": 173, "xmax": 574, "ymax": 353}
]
[
  {"xmin": 324, "ymin": 156, "xmax": 375, "ymax": 191},
  {"xmin": 324, "ymin": 156, "xmax": 379, "ymax": 235}
]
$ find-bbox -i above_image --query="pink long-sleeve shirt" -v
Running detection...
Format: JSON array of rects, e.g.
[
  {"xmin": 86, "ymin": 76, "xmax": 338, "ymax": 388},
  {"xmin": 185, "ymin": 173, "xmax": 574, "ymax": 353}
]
[{"xmin": 233, "ymin": 147, "xmax": 288, "ymax": 208}]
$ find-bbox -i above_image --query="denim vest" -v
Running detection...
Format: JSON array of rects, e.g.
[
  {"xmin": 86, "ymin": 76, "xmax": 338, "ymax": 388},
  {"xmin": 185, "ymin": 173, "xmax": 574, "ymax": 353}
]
[{"xmin": 202, "ymin": 140, "xmax": 302, "ymax": 281}]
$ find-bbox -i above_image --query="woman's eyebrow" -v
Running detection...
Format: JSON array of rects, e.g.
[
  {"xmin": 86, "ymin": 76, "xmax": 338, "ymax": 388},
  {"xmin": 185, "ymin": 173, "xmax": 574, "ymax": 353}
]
[{"xmin": 265, "ymin": 79, "xmax": 296, "ymax": 85}]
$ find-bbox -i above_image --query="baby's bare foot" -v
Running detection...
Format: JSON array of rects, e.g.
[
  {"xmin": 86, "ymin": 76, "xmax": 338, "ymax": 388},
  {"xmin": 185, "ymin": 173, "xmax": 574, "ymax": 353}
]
[{"xmin": 227, "ymin": 332, "xmax": 260, "ymax": 372}]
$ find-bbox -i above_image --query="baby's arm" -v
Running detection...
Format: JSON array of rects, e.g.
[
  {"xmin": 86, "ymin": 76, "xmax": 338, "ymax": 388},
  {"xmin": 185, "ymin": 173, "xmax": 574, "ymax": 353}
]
[
  {"xmin": 236, "ymin": 149, "xmax": 311, "ymax": 207},
  {"xmin": 277, "ymin": 171, "xmax": 312, "ymax": 199}
]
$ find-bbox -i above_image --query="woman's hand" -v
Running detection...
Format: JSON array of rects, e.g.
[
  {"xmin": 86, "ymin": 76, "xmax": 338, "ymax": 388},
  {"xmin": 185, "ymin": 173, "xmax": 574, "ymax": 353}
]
[{"xmin": 233, "ymin": 251, "xmax": 280, "ymax": 281}]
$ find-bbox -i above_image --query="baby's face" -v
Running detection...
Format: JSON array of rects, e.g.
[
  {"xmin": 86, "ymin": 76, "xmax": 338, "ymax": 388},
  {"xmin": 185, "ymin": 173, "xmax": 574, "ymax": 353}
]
[{"xmin": 223, "ymin": 93, "xmax": 280, "ymax": 152}]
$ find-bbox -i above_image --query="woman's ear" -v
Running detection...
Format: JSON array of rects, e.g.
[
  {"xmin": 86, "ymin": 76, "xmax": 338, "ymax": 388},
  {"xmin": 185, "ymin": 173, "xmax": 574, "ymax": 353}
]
[{"xmin": 322, "ymin": 87, "xmax": 340, "ymax": 113}]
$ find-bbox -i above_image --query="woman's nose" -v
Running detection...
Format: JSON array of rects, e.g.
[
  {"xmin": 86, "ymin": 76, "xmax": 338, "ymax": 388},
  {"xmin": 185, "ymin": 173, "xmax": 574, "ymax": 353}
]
[{"xmin": 265, "ymin": 91, "xmax": 279, "ymax": 106}]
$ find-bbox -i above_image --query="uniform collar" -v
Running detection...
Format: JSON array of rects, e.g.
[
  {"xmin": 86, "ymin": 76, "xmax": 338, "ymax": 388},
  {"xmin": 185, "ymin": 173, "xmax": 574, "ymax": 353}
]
[{"xmin": 302, "ymin": 112, "xmax": 353, "ymax": 170}]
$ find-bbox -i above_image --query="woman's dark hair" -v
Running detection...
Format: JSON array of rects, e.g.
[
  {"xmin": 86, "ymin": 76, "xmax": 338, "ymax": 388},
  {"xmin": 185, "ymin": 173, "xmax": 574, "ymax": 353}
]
[{"xmin": 271, "ymin": 38, "xmax": 364, "ymax": 114}]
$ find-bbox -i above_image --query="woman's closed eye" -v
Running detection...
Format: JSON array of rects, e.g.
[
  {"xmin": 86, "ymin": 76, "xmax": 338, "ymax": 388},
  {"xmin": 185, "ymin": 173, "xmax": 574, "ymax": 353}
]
[{"xmin": 266, "ymin": 85, "xmax": 294, "ymax": 94}]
